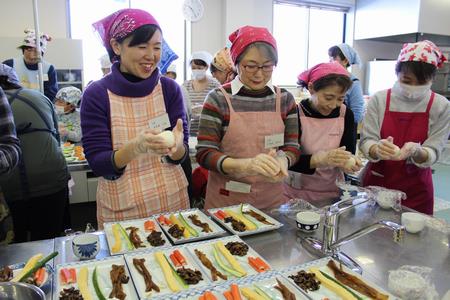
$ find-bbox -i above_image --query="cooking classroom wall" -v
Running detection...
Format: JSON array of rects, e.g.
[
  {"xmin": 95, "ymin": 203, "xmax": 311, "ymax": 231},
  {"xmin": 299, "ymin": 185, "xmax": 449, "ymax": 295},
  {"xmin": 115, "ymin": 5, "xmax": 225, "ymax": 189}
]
[{"xmin": 0, "ymin": 0, "xmax": 430, "ymax": 89}]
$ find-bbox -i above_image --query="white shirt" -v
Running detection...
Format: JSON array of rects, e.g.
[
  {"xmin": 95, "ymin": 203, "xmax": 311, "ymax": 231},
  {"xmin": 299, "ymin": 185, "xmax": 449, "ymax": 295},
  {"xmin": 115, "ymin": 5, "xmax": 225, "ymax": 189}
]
[{"xmin": 230, "ymin": 76, "xmax": 275, "ymax": 95}]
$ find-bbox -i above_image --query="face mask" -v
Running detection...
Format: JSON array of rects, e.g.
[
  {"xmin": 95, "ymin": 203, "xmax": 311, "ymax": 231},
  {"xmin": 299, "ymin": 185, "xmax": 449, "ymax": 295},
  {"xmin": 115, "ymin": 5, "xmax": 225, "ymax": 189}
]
[
  {"xmin": 192, "ymin": 69, "xmax": 206, "ymax": 80},
  {"xmin": 55, "ymin": 105, "xmax": 66, "ymax": 114},
  {"xmin": 393, "ymin": 81, "xmax": 431, "ymax": 100}
]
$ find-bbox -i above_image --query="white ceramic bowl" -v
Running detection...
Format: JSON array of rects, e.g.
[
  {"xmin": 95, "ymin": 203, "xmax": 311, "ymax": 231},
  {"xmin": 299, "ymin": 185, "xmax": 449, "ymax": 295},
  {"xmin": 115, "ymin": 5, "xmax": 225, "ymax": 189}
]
[
  {"xmin": 72, "ymin": 233, "xmax": 100, "ymax": 260},
  {"xmin": 296, "ymin": 211, "xmax": 321, "ymax": 232},
  {"xmin": 401, "ymin": 212, "xmax": 425, "ymax": 233}
]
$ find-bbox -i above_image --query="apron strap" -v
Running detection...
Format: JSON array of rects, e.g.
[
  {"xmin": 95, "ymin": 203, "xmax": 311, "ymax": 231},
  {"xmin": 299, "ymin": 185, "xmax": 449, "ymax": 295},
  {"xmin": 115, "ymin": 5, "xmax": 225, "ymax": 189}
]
[
  {"xmin": 385, "ymin": 89, "xmax": 392, "ymax": 114},
  {"xmin": 218, "ymin": 86, "xmax": 235, "ymax": 113},
  {"xmin": 275, "ymin": 86, "xmax": 281, "ymax": 113},
  {"xmin": 425, "ymin": 92, "xmax": 435, "ymax": 113}
]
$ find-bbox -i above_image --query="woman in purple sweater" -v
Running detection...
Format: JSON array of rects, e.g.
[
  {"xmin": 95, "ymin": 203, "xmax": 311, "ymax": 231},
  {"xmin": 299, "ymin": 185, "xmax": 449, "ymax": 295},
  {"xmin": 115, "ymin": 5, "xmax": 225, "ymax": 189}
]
[{"xmin": 81, "ymin": 9, "xmax": 189, "ymax": 227}]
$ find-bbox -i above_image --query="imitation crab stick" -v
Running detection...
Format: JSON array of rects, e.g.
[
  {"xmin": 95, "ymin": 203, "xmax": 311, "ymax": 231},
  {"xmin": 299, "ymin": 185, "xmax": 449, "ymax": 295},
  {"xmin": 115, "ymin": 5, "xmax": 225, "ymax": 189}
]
[
  {"xmin": 204, "ymin": 291, "xmax": 217, "ymax": 300},
  {"xmin": 231, "ymin": 284, "xmax": 242, "ymax": 300},
  {"xmin": 34, "ymin": 268, "xmax": 46, "ymax": 286},
  {"xmin": 144, "ymin": 220, "xmax": 156, "ymax": 231},
  {"xmin": 248, "ymin": 257, "xmax": 270, "ymax": 273},
  {"xmin": 214, "ymin": 210, "xmax": 227, "ymax": 220},
  {"xmin": 223, "ymin": 290, "xmax": 233, "ymax": 300},
  {"xmin": 157, "ymin": 215, "xmax": 172, "ymax": 226},
  {"xmin": 169, "ymin": 253, "xmax": 182, "ymax": 267},
  {"xmin": 173, "ymin": 250, "xmax": 186, "ymax": 265}
]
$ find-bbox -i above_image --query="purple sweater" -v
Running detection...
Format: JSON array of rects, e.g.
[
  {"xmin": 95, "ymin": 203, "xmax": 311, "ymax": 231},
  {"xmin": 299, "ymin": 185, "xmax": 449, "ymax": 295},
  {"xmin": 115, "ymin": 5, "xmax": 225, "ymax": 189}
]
[{"xmin": 80, "ymin": 63, "xmax": 188, "ymax": 178}]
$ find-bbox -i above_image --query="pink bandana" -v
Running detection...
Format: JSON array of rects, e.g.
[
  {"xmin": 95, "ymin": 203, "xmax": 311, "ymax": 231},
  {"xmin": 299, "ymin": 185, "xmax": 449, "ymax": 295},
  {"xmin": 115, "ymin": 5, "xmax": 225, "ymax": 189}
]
[
  {"xmin": 92, "ymin": 8, "xmax": 160, "ymax": 50},
  {"xmin": 229, "ymin": 26, "xmax": 277, "ymax": 64},
  {"xmin": 397, "ymin": 40, "xmax": 447, "ymax": 68},
  {"xmin": 298, "ymin": 62, "xmax": 349, "ymax": 85}
]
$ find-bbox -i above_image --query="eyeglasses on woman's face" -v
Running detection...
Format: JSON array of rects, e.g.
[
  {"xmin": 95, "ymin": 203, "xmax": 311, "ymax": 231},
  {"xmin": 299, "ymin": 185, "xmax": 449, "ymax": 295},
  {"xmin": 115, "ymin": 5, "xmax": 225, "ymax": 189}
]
[{"xmin": 241, "ymin": 63, "xmax": 274, "ymax": 73}]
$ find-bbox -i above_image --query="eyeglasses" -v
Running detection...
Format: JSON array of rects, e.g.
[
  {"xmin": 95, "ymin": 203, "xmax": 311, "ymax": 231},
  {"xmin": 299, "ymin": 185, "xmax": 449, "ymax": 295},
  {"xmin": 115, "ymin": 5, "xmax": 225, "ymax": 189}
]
[{"xmin": 241, "ymin": 63, "xmax": 275, "ymax": 73}]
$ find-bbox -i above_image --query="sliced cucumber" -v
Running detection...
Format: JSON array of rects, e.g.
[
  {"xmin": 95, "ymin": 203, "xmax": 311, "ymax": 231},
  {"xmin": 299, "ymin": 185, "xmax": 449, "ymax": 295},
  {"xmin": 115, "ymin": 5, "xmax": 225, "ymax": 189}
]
[
  {"xmin": 93, "ymin": 267, "xmax": 107, "ymax": 300},
  {"xmin": 117, "ymin": 223, "xmax": 134, "ymax": 250},
  {"xmin": 212, "ymin": 246, "xmax": 244, "ymax": 278},
  {"xmin": 320, "ymin": 270, "xmax": 363, "ymax": 300},
  {"xmin": 178, "ymin": 213, "xmax": 199, "ymax": 237}
]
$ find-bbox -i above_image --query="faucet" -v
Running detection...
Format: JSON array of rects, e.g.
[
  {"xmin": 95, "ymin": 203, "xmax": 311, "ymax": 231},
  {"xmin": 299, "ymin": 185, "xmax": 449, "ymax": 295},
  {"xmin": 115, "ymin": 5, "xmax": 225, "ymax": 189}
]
[{"xmin": 302, "ymin": 194, "xmax": 405, "ymax": 274}]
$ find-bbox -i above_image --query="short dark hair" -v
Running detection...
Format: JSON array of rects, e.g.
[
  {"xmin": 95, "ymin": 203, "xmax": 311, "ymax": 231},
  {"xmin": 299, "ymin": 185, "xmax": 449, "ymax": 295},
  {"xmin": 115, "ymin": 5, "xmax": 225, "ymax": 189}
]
[
  {"xmin": 328, "ymin": 46, "xmax": 349, "ymax": 67},
  {"xmin": 191, "ymin": 59, "xmax": 208, "ymax": 67},
  {"xmin": 107, "ymin": 24, "xmax": 159, "ymax": 62},
  {"xmin": 210, "ymin": 63, "xmax": 220, "ymax": 73},
  {"xmin": 19, "ymin": 46, "xmax": 44, "ymax": 57},
  {"xmin": 298, "ymin": 73, "xmax": 353, "ymax": 93},
  {"xmin": 236, "ymin": 42, "xmax": 278, "ymax": 66},
  {"xmin": 395, "ymin": 61, "xmax": 437, "ymax": 84}
]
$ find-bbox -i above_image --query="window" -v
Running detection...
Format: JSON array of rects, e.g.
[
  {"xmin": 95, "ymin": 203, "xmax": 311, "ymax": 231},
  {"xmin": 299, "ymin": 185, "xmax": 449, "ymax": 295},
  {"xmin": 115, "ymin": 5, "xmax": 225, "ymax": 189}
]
[
  {"xmin": 273, "ymin": 2, "xmax": 346, "ymax": 85},
  {"xmin": 69, "ymin": 0, "xmax": 187, "ymax": 85}
]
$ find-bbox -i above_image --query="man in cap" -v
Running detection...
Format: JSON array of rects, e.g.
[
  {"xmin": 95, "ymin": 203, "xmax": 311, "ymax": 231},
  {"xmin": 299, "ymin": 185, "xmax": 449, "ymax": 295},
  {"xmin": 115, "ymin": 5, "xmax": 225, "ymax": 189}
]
[{"xmin": 3, "ymin": 29, "xmax": 58, "ymax": 102}]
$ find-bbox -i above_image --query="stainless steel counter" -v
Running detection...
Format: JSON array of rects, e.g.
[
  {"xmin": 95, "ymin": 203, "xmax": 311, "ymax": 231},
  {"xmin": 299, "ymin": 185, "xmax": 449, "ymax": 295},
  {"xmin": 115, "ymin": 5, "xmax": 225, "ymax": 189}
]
[
  {"xmin": 0, "ymin": 239, "xmax": 55, "ymax": 300},
  {"xmin": 1, "ymin": 203, "xmax": 449, "ymax": 298},
  {"xmin": 67, "ymin": 161, "xmax": 90, "ymax": 172}
]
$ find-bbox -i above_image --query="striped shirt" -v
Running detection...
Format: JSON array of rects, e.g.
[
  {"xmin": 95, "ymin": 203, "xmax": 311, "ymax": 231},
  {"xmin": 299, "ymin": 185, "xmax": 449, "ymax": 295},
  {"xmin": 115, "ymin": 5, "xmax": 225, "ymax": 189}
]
[
  {"xmin": 196, "ymin": 83, "xmax": 300, "ymax": 174},
  {"xmin": 0, "ymin": 88, "xmax": 20, "ymax": 175},
  {"xmin": 182, "ymin": 77, "xmax": 220, "ymax": 136}
]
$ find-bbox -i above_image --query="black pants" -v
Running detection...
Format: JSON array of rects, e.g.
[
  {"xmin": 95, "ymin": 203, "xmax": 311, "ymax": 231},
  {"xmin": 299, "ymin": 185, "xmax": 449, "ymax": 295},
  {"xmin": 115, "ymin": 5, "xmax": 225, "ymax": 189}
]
[
  {"xmin": 180, "ymin": 157, "xmax": 194, "ymax": 207},
  {"xmin": 8, "ymin": 186, "xmax": 70, "ymax": 242}
]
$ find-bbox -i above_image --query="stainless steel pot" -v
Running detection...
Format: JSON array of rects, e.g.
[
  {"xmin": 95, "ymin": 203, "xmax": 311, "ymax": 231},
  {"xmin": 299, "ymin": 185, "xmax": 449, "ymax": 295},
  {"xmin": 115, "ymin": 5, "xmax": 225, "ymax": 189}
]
[{"xmin": 0, "ymin": 282, "xmax": 45, "ymax": 300}]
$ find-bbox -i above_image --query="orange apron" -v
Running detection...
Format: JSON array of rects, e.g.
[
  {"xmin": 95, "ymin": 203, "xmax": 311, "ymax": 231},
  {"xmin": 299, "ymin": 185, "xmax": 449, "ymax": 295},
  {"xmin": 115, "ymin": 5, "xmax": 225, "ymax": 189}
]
[
  {"xmin": 205, "ymin": 86, "xmax": 288, "ymax": 210},
  {"xmin": 96, "ymin": 81, "xmax": 189, "ymax": 228},
  {"xmin": 284, "ymin": 104, "xmax": 346, "ymax": 202}
]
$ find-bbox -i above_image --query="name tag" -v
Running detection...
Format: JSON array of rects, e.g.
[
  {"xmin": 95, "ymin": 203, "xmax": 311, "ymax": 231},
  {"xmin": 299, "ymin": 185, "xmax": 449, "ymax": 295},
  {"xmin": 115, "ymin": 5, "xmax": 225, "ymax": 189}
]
[
  {"xmin": 148, "ymin": 113, "xmax": 171, "ymax": 131},
  {"xmin": 43, "ymin": 74, "xmax": 49, "ymax": 81},
  {"xmin": 225, "ymin": 181, "xmax": 251, "ymax": 194},
  {"xmin": 264, "ymin": 133, "xmax": 284, "ymax": 149}
]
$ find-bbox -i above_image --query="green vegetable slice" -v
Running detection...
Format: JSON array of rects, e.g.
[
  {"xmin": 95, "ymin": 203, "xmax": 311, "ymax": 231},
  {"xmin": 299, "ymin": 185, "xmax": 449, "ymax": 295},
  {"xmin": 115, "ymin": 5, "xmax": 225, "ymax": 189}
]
[
  {"xmin": 18, "ymin": 251, "xmax": 58, "ymax": 283},
  {"xmin": 117, "ymin": 223, "xmax": 135, "ymax": 250},
  {"xmin": 212, "ymin": 245, "xmax": 244, "ymax": 278},
  {"xmin": 320, "ymin": 270, "xmax": 363, "ymax": 300},
  {"xmin": 178, "ymin": 213, "xmax": 199, "ymax": 237},
  {"xmin": 93, "ymin": 267, "xmax": 107, "ymax": 300}
]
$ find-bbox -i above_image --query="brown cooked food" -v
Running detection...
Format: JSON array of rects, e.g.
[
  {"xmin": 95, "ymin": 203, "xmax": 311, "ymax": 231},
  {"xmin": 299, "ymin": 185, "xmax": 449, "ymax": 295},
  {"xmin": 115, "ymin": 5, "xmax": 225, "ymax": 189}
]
[
  {"xmin": 146, "ymin": 231, "xmax": 166, "ymax": 247},
  {"xmin": 126, "ymin": 226, "xmax": 145, "ymax": 248},
  {"xmin": 188, "ymin": 214, "xmax": 212, "ymax": 233},
  {"xmin": 274, "ymin": 278, "xmax": 297, "ymax": 300},
  {"xmin": 59, "ymin": 287, "xmax": 83, "ymax": 300},
  {"xmin": 288, "ymin": 270, "xmax": 320, "ymax": 292},
  {"xmin": 194, "ymin": 249, "xmax": 227, "ymax": 281},
  {"xmin": 168, "ymin": 224, "xmax": 184, "ymax": 238},
  {"xmin": 109, "ymin": 264, "xmax": 130, "ymax": 300},
  {"xmin": 176, "ymin": 267, "xmax": 203, "ymax": 285},
  {"xmin": 243, "ymin": 209, "xmax": 274, "ymax": 225},
  {"xmin": 327, "ymin": 260, "xmax": 388, "ymax": 300},
  {"xmin": 132, "ymin": 258, "xmax": 160, "ymax": 293},
  {"xmin": 225, "ymin": 241, "xmax": 249, "ymax": 256},
  {"xmin": 0, "ymin": 266, "xmax": 13, "ymax": 282},
  {"xmin": 224, "ymin": 216, "xmax": 246, "ymax": 232}
]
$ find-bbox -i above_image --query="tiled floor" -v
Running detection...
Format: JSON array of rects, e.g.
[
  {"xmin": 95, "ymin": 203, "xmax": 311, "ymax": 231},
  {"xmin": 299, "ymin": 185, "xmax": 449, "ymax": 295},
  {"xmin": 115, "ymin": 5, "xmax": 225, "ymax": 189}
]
[{"xmin": 433, "ymin": 162, "xmax": 450, "ymax": 223}]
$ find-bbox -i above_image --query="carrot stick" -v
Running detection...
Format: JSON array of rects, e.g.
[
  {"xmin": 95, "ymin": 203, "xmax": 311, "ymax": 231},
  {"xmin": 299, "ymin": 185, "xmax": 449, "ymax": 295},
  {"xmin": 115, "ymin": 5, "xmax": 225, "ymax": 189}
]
[
  {"xmin": 169, "ymin": 253, "xmax": 181, "ymax": 267},
  {"xmin": 204, "ymin": 291, "xmax": 217, "ymax": 300},
  {"xmin": 255, "ymin": 257, "xmax": 270, "ymax": 271},
  {"xmin": 69, "ymin": 268, "xmax": 76, "ymax": 283},
  {"xmin": 173, "ymin": 249, "xmax": 186, "ymax": 265},
  {"xmin": 198, "ymin": 295, "xmax": 205, "ymax": 300},
  {"xmin": 223, "ymin": 290, "xmax": 233, "ymax": 300},
  {"xmin": 231, "ymin": 283, "xmax": 242, "ymax": 300}
]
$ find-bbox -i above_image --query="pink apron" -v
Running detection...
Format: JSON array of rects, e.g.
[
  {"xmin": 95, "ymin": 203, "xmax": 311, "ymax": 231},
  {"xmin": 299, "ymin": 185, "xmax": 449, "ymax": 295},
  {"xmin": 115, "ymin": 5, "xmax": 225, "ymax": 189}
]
[
  {"xmin": 363, "ymin": 89, "xmax": 435, "ymax": 215},
  {"xmin": 96, "ymin": 82, "xmax": 189, "ymax": 228},
  {"xmin": 284, "ymin": 103, "xmax": 346, "ymax": 202},
  {"xmin": 205, "ymin": 86, "xmax": 288, "ymax": 210}
]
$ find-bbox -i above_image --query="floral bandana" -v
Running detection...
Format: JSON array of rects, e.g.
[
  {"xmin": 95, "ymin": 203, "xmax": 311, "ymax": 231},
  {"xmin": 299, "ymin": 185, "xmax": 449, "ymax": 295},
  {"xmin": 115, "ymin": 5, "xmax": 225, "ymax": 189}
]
[
  {"xmin": 397, "ymin": 40, "xmax": 447, "ymax": 68},
  {"xmin": 92, "ymin": 8, "xmax": 160, "ymax": 50},
  {"xmin": 229, "ymin": 26, "xmax": 277, "ymax": 64},
  {"xmin": 298, "ymin": 62, "xmax": 349, "ymax": 85},
  {"xmin": 212, "ymin": 47, "xmax": 235, "ymax": 72}
]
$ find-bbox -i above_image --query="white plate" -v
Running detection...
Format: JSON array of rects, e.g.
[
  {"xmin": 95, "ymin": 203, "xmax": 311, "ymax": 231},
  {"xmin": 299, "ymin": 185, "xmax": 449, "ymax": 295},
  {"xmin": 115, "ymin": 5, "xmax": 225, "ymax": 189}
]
[
  {"xmin": 155, "ymin": 208, "xmax": 227, "ymax": 244},
  {"xmin": 175, "ymin": 271, "xmax": 307, "ymax": 300},
  {"xmin": 104, "ymin": 217, "xmax": 171, "ymax": 255},
  {"xmin": 281, "ymin": 257, "xmax": 399, "ymax": 300},
  {"xmin": 208, "ymin": 204, "xmax": 283, "ymax": 236},
  {"xmin": 53, "ymin": 256, "xmax": 139, "ymax": 300},
  {"xmin": 185, "ymin": 236, "xmax": 272, "ymax": 283},
  {"xmin": 124, "ymin": 246, "xmax": 211, "ymax": 299},
  {"xmin": 7, "ymin": 263, "xmax": 53, "ymax": 293}
]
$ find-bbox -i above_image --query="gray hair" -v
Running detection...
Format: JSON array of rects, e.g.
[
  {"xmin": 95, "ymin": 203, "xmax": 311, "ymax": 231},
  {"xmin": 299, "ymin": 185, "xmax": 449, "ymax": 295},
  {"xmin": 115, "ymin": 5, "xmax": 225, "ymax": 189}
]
[{"xmin": 235, "ymin": 42, "xmax": 278, "ymax": 66}]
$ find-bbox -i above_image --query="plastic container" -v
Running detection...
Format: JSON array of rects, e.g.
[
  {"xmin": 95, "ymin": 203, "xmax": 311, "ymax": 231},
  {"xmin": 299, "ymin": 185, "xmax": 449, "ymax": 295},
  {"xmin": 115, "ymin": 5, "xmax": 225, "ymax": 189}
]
[{"xmin": 296, "ymin": 211, "xmax": 321, "ymax": 232}]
